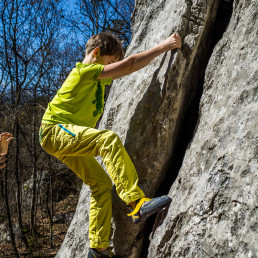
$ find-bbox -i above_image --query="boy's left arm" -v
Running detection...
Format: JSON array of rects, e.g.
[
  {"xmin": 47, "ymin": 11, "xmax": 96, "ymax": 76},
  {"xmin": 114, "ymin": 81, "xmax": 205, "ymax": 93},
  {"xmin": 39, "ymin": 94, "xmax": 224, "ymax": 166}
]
[{"xmin": 98, "ymin": 34, "xmax": 181, "ymax": 80}]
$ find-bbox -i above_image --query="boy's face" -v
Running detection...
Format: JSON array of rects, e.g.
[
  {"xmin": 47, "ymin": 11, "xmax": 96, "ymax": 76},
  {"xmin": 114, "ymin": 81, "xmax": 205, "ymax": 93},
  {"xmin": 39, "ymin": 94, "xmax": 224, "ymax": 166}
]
[
  {"xmin": 96, "ymin": 54, "xmax": 119, "ymax": 65},
  {"xmin": 92, "ymin": 47, "xmax": 120, "ymax": 65}
]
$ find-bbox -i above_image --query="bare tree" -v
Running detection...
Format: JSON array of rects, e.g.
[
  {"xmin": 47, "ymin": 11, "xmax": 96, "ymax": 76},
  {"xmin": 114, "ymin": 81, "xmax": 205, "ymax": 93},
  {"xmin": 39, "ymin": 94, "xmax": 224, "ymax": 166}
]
[
  {"xmin": 0, "ymin": 0, "xmax": 69, "ymax": 252},
  {"xmin": 0, "ymin": 0, "xmax": 135, "ymax": 255},
  {"xmin": 67, "ymin": 0, "xmax": 134, "ymax": 47},
  {"xmin": 2, "ymin": 167, "xmax": 19, "ymax": 257}
]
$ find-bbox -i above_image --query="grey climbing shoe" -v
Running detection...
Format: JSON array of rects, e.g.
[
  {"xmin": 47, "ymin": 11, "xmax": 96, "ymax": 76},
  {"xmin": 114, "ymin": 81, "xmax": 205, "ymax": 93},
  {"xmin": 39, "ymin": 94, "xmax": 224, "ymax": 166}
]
[
  {"xmin": 88, "ymin": 247, "xmax": 123, "ymax": 258},
  {"xmin": 127, "ymin": 195, "xmax": 172, "ymax": 224}
]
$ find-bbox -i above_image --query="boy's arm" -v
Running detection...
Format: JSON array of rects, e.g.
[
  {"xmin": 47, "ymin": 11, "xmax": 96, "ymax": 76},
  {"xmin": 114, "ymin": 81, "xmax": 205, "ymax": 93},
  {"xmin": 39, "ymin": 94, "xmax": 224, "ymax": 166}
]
[
  {"xmin": 0, "ymin": 132, "xmax": 13, "ymax": 155},
  {"xmin": 98, "ymin": 34, "xmax": 181, "ymax": 80}
]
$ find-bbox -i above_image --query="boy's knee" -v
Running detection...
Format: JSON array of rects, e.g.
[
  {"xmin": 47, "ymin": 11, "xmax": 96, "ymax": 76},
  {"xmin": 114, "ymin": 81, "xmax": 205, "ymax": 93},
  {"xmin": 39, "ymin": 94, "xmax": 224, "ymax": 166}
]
[
  {"xmin": 103, "ymin": 130, "xmax": 120, "ymax": 143},
  {"xmin": 91, "ymin": 178, "xmax": 113, "ymax": 195},
  {"xmin": 103, "ymin": 179, "xmax": 113, "ymax": 192}
]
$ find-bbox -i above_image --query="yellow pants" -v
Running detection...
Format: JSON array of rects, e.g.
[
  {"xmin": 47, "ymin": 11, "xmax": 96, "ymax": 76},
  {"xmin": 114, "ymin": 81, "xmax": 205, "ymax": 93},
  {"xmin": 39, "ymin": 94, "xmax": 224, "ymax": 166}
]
[{"xmin": 39, "ymin": 123, "xmax": 145, "ymax": 248}]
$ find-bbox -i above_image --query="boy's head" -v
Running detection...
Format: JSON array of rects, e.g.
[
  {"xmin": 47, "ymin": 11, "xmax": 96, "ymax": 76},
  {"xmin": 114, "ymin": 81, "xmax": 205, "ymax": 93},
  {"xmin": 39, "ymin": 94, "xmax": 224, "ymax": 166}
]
[{"xmin": 85, "ymin": 32, "xmax": 124, "ymax": 62}]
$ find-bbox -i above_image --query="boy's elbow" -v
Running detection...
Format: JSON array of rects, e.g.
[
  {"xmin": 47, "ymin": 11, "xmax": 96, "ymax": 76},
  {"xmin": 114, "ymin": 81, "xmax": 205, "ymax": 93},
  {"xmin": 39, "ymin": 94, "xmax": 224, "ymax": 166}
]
[{"xmin": 126, "ymin": 56, "xmax": 137, "ymax": 74}]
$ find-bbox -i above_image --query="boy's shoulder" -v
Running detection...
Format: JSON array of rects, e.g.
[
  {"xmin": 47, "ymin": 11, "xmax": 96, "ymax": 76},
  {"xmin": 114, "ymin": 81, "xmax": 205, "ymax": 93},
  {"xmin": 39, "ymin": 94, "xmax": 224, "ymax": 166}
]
[
  {"xmin": 75, "ymin": 62, "xmax": 112, "ymax": 85},
  {"xmin": 76, "ymin": 62, "xmax": 103, "ymax": 71}
]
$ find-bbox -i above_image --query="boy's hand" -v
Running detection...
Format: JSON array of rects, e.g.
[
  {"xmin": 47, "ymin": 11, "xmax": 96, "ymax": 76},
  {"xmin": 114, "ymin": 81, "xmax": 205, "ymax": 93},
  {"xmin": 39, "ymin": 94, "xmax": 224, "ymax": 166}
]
[
  {"xmin": 160, "ymin": 33, "xmax": 182, "ymax": 51},
  {"xmin": 0, "ymin": 132, "xmax": 14, "ymax": 155}
]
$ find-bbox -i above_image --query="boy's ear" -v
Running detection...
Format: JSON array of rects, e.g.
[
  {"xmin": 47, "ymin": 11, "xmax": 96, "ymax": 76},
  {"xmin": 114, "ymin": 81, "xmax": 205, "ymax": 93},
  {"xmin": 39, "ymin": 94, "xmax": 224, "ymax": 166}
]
[{"xmin": 93, "ymin": 47, "xmax": 101, "ymax": 57}]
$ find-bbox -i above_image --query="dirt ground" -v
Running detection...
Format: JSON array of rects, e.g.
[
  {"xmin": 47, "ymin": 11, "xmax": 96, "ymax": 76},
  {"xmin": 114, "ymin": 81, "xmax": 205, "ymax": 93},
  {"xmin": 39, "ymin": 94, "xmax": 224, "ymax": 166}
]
[{"xmin": 0, "ymin": 194, "xmax": 79, "ymax": 257}]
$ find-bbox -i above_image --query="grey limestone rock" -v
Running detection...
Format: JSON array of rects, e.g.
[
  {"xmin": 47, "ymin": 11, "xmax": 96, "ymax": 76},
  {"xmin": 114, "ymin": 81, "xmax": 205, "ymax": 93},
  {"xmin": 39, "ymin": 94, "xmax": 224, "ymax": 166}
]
[
  {"xmin": 148, "ymin": 1, "xmax": 258, "ymax": 257},
  {"xmin": 57, "ymin": 0, "xmax": 257, "ymax": 257},
  {"xmin": 56, "ymin": 184, "xmax": 91, "ymax": 258}
]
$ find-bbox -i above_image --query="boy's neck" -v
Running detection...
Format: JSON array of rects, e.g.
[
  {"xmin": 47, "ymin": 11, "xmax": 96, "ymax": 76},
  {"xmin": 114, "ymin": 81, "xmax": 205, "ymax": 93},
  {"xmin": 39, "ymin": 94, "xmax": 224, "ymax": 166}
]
[{"xmin": 82, "ymin": 55, "xmax": 95, "ymax": 64}]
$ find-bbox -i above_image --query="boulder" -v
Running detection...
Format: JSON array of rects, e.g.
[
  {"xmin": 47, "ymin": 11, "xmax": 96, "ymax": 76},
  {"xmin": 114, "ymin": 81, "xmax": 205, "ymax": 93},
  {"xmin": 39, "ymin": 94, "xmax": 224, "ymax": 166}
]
[
  {"xmin": 57, "ymin": 0, "xmax": 257, "ymax": 257},
  {"xmin": 148, "ymin": 1, "xmax": 258, "ymax": 257},
  {"xmin": 56, "ymin": 184, "xmax": 91, "ymax": 257}
]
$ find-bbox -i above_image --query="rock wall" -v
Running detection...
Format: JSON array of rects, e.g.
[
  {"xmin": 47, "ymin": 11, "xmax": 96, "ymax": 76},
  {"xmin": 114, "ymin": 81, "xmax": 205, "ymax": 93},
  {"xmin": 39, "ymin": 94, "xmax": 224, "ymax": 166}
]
[
  {"xmin": 56, "ymin": 184, "xmax": 91, "ymax": 257},
  {"xmin": 148, "ymin": 0, "xmax": 258, "ymax": 257},
  {"xmin": 57, "ymin": 0, "xmax": 257, "ymax": 257}
]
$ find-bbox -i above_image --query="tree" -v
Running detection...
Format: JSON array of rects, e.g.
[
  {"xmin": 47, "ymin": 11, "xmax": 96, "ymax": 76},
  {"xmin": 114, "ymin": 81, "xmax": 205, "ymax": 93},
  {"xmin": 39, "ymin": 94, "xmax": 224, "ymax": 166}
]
[
  {"xmin": 0, "ymin": 0, "xmax": 136, "ymax": 255},
  {"xmin": 67, "ymin": 0, "xmax": 134, "ymax": 48},
  {"xmin": 0, "ymin": 0, "xmax": 70, "ymax": 253}
]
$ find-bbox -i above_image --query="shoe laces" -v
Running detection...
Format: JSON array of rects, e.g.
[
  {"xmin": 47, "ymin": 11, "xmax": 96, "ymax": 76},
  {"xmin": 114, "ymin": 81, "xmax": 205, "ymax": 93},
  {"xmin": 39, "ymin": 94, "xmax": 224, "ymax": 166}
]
[{"xmin": 127, "ymin": 198, "xmax": 151, "ymax": 217}]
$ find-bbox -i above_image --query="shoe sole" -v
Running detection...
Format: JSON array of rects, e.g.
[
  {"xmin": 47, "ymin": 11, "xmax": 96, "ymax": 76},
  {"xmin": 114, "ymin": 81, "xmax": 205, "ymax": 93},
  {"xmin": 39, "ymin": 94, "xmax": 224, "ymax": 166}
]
[{"xmin": 134, "ymin": 196, "xmax": 172, "ymax": 224}]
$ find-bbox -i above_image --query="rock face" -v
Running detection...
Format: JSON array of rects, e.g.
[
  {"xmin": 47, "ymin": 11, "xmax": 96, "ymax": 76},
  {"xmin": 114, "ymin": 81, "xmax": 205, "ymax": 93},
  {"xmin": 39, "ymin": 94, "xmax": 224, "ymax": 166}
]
[
  {"xmin": 148, "ymin": 1, "xmax": 258, "ymax": 257},
  {"xmin": 57, "ymin": 0, "xmax": 257, "ymax": 257},
  {"xmin": 56, "ymin": 184, "xmax": 91, "ymax": 257}
]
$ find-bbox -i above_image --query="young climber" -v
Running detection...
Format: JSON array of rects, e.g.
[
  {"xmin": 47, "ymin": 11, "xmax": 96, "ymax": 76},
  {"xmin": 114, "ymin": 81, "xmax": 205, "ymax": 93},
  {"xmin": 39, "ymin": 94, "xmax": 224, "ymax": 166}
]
[
  {"xmin": 0, "ymin": 132, "xmax": 14, "ymax": 169},
  {"xmin": 39, "ymin": 32, "xmax": 181, "ymax": 257}
]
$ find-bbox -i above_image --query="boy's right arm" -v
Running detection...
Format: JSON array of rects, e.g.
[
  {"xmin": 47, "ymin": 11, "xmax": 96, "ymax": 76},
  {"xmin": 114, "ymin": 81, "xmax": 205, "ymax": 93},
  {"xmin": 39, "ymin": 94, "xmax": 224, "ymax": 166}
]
[{"xmin": 98, "ymin": 34, "xmax": 181, "ymax": 80}]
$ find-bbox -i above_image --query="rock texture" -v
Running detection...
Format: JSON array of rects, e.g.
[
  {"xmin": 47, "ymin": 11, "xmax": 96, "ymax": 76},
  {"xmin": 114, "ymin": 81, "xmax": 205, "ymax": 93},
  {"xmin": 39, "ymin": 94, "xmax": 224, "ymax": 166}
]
[
  {"xmin": 56, "ymin": 184, "xmax": 91, "ymax": 257},
  {"xmin": 57, "ymin": 0, "xmax": 257, "ymax": 257},
  {"xmin": 148, "ymin": 1, "xmax": 258, "ymax": 257}
]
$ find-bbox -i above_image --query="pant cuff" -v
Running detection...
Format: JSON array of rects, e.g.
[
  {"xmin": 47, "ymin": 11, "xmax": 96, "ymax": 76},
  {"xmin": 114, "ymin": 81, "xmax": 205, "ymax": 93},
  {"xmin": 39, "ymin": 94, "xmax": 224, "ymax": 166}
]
[
  {"xmin": 90, "ymin": 240, "xmax": 110, "ymax": 248},
  {"xmin": 123, "ymin": 192, "xmax": 145, "ymax": 206}
]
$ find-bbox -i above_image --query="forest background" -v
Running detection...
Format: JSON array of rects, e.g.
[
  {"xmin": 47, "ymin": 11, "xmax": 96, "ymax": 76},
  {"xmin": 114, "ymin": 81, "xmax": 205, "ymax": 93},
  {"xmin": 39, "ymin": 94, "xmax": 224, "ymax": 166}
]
[{"xmin": 0, "ymin": 0, "xmax": 134, "ymax": 256}]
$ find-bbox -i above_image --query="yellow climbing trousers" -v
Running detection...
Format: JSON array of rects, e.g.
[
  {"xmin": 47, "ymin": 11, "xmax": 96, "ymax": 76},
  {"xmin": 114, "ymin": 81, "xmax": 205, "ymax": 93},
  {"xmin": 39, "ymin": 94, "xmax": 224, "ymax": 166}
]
[{"xmin": 39, "ymin": 123, "xmax": 145, "ymax": 248}]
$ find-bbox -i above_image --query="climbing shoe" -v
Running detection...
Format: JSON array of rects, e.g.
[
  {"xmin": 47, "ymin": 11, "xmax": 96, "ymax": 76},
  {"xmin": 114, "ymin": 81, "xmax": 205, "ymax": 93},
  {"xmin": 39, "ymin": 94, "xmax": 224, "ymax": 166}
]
[
  {"xmin": 127, "ymin": 195, "xmax": 172, "ymax": 224},
  {"xmin": 88, "ymin": 247, "xmax": 123, "ymax": 258}
]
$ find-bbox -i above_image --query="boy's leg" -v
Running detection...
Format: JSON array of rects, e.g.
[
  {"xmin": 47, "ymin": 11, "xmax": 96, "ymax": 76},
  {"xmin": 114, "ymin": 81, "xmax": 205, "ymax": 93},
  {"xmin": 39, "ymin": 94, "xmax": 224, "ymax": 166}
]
[
  {"xmin": 76, "ymin": 126, "xmax": 145, "ymax": 205},
  {"xmin": 40, "ymin": 123, "xmax": 145, "ymax": 205},
  {"xmin": 40, "ymin": 124, "xmax": 171, "ymax": 228},
  {"xmin": 57, "ymin": 125, "xmax": 172, "ymax": 224},
  {"xmin": 61, "ymin": 156, "xmax": 113, "ymax": 249}
]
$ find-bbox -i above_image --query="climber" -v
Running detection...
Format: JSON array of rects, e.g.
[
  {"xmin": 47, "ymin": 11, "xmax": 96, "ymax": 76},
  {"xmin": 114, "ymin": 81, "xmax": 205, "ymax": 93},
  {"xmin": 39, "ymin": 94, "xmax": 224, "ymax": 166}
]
[
  {"xmin": 0, "ymin": 132, "xmax": 14, "ymax": 169},
  {"xmin": 39, "ymin": 32, "xmax": 181, "ymax": 258}
]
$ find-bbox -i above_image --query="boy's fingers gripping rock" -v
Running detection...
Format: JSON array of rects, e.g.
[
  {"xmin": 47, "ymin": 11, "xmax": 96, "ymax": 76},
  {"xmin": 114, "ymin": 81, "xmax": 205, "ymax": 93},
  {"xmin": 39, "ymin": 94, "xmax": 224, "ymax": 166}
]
[
  {"xmin": 164, "ymin": 34, "xmax": 181, "ymax": 50},
  {"xmin": 174, "ymin": 34, "xmax": 181, "ymax": 49}
]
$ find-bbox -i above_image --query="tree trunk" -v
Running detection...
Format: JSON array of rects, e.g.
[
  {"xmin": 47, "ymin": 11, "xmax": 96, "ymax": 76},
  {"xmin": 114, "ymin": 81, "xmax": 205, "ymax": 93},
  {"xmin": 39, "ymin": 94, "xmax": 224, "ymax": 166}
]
[
  {"xmin": 46, "ymin": 157, "xmax": 54, "ymax": 248},
  {"xmin": 4, "ymin": 167, "xmax": 19, "ymax": 257},
  {"xmin": 30, "ymin": 91, "xmax": 37, "ymax": 236},
  {"xmin": 15, "ymin": 119, "xmax": 29, "ymax": 248}
]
